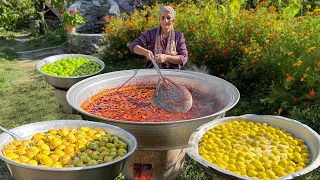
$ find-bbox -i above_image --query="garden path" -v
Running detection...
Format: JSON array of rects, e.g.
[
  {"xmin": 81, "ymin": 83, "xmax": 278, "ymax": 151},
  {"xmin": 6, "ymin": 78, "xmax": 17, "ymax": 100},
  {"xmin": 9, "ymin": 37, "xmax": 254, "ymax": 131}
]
[
  {"xmin": 18, "ymin": 47, "xmax": 66, "ymax": 61},
  {"xmin": 16, "ymin": 41, "xmax": 67, "ymax": 61},
  {"xmin": 4, "ymin": 33, "xmax": 67, "ymax": 61}
]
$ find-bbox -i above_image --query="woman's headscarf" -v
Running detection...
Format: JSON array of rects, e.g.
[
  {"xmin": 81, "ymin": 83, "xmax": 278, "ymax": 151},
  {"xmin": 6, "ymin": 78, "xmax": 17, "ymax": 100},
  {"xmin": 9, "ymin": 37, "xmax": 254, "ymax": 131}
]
[
  {"xmin": 158, "ymin": 6, "xmax": 176, "ymax": 21},
  {"xmin": 155, "ymin": 6, "xmax": 177, "ymax": 67}
]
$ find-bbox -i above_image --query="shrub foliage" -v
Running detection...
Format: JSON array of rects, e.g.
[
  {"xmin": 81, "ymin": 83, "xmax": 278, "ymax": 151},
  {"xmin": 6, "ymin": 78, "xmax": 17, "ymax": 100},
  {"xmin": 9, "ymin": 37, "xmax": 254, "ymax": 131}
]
[{"xmin": 0, "ymin": 0, "xmax": 35, "ymax": 30}]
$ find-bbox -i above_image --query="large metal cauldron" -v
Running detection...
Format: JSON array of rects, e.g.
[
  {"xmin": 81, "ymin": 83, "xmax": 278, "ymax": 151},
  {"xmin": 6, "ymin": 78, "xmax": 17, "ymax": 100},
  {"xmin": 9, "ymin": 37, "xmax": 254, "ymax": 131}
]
[
  {"xmin": 66, "ymin": 69, "xmax": 240, "ymax": 150},
  {"xmin": 187, "ymin": 114, "xmax": 320, "ymax": 180},
  {"xmin": 0, "ymin": 120, "xmax": 137, "ymax": 180},
  {"xmin": 35, "ymin": 54, "xmax": 105, "ymax": 90}
]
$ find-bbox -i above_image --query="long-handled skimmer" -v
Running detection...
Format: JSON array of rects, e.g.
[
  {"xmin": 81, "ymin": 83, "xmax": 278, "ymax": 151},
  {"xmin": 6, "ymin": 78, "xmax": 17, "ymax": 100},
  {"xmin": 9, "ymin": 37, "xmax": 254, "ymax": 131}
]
[{"xmin": 149, "ymin": 58, "xmax": 192, "ymax": 113}]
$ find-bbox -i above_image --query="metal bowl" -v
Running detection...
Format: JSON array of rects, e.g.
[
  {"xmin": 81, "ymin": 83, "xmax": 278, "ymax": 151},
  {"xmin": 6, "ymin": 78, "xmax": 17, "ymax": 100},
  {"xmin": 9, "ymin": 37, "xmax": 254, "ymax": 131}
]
[
  {"xmin": 66, "ymin": 69, "xmax": 240, "ymax": 150},
  {"xmin": 0, "ymin": 120, "xmax": 137, "ymax": 180},
  {"xmin": 187, "ymin": 114, "xmax": 320, "ymax": 180},
  {"xmin": 35, "ymin": 54, "xmax": 105, "ymax": 89}
]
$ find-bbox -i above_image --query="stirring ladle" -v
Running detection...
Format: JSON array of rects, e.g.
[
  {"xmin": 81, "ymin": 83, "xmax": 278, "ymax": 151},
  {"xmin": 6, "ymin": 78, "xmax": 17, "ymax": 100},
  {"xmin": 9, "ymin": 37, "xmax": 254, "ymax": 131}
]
[
  {"xmin": 150, "ymin": 58, "xmax": 166, "ymax": 84},
  {"xmin": 150, "ymin": 58, "xmax": 193, "ymax": 113},
  {"xmin": 0, "ymin": 125, "xmax": 23, "ymax": 140}
]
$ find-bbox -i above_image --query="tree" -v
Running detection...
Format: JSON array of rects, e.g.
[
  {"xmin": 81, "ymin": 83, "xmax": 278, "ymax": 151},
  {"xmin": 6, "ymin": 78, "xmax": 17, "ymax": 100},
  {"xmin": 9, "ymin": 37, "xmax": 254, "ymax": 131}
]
[{"xmin": 33, "ymin": 0, "xmax": 47, "ymax": 34}]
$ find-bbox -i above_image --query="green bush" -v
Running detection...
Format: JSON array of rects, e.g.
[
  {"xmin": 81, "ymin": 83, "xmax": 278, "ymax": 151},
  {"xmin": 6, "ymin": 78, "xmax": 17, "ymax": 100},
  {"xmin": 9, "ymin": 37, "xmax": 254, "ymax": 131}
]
[
  {"xmin": 0, "ymin": 0, "xmax": 35, "ymax": 30},
  {"xmin": 139, "ymin": 0, "xmax": 320, "ymax": 15}
]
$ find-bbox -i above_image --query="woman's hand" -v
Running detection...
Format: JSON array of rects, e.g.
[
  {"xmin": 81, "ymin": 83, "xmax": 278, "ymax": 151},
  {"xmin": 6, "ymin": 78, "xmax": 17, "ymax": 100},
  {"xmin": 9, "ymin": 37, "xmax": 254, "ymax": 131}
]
[
  {"xmin": 144, "ymin": 50, "xmax": 154, "ymax": 60},
  {"xmin": 155, "ymin": 54, "xmax": 168, "ymax": 63},
  {"xmin": 170, "ymin": 51, "xmax": 177, "ymax": 56}
]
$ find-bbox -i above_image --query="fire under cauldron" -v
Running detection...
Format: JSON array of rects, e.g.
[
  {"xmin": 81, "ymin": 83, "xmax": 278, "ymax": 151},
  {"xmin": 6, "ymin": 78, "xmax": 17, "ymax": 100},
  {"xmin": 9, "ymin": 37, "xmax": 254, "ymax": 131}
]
[{"xmin": 66, "ymin": 69, "xmax": 240, "ymax": 179}]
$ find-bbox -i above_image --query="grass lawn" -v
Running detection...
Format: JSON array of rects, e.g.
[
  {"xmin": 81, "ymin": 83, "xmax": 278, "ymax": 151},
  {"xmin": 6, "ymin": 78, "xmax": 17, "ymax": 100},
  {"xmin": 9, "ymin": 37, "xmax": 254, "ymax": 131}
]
[{"xmin": 0, "ymin": 29, "xmax": 319, "ymax": 180}]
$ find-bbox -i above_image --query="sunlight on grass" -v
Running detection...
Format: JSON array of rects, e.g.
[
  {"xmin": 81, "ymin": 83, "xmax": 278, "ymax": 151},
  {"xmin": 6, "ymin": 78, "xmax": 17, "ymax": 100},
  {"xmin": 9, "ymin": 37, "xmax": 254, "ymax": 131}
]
[{"xmin": 0, "ymin": 61, "xmax": 81, "ymax": 129}]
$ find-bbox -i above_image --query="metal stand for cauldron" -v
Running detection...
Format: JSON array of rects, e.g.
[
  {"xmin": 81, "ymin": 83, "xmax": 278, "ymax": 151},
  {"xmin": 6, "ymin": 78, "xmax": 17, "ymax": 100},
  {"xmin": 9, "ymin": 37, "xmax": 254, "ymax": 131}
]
[{"xmin": 53, "ymin": 88, "xmax": 78, "ymax": 114}]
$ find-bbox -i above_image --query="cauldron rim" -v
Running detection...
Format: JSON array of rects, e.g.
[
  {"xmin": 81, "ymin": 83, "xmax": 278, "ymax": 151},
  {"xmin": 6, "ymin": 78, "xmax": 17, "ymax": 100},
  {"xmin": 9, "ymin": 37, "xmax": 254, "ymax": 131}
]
[{"xmin": 67, "ymin": 69, "xmax": 240, "ymax": 124}]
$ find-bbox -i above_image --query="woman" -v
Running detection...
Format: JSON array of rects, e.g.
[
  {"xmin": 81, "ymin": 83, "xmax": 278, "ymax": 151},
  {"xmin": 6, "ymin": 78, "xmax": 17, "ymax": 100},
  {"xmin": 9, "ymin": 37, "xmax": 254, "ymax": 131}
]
[{"xmin": 129, "ymin": 6, "xmax": 188, "ymax": 70}]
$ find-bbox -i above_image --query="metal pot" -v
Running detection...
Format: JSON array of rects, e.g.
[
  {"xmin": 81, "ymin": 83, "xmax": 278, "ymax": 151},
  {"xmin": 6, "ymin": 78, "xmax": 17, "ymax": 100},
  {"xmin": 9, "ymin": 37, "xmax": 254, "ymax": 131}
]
[
  {"xmin": 0, "ymin": 120, "xmax": 137, "ymax": 180},
  {"xmin": 66, "ymin": 69, "xmax": 240, "ymax": 150},
  {"xmin": 35, "ymin": 54, "xmax": 105, "ymax": 90},
  {"xmin": 187, "ymin": 114, "xmax": 320, "ymax": 180}
]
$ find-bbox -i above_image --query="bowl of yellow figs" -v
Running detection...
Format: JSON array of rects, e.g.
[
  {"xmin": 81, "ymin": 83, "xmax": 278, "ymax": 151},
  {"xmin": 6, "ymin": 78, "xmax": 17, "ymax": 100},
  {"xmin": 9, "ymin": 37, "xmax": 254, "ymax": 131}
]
[
  {"xmin": 0, "ymin": 120, "xmax": 137, "ymax": 180},
  {"xmin": 187, "ymin": 114, "xmax": 320, "ymax": 180}
]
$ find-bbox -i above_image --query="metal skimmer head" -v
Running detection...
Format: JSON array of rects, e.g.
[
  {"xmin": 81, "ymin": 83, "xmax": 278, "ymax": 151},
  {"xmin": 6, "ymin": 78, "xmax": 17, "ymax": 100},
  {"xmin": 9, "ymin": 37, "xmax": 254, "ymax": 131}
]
[{"xmin": 151, "ymin": 78, "xmax": 192, "ymax": 113}]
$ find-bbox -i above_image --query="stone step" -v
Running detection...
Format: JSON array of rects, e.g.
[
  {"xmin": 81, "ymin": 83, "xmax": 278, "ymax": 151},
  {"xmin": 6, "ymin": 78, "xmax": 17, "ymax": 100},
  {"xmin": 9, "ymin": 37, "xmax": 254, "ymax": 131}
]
[{"xmin": 18, "ymin": 47, "xmax": 67, "ymax": 61}]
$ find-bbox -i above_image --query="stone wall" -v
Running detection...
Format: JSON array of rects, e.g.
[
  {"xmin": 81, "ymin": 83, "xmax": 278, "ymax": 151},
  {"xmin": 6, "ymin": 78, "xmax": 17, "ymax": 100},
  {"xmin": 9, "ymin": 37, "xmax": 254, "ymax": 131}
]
[
  {"xmin": 67, "ymin": 33, "xmax": 105, "ymax": 55},
  {"xmin": 76, "ymin": 0, "xmax": 110, "ymax": 34}
]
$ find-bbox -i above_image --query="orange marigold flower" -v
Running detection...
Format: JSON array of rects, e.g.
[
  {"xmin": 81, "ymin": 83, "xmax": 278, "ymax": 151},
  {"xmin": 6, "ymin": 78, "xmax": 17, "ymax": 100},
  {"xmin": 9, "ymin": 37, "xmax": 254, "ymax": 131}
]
[
  {"xmin": 306, "ymin": 47, "xmax": 317, "ymax": 53},
  {"xmin": 268, "ymin": 5, "xmax": 277, "ymax": 12},
  {"xmin": 293, "ymin": 60, "xmax": 302, "ymax": 67},
  {"xmin": 286, "ymin": 75, "xmax": 292, "ymax": 81},
  {"xmin": 317, "ymin": 61, "xmax": 320, "ymax": 66},
  {"xmin": 309, "ymin": 89, "xmax": 316, "ymax": 97},
  {"xmin": 278, "ymin": 108, "xmax": 283, "ymax": 115},
  {"xmin": 287, "ymin": 51, "xmax": 293, "ymax": 55}
]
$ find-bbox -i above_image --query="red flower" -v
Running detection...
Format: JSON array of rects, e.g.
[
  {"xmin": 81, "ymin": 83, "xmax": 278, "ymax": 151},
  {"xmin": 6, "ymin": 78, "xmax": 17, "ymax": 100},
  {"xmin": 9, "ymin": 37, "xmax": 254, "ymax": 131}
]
[
  {"xmin": 104, "ymin": 15, "xmax": 110, "ymax": 21},
  {"xmin": 293, "ymin": 98, "xmax": 299, "ymax": 103},
  {"xmin": 60, "ymin": 10, "xmax": 64, "ymax": 15},
  {"xmin": 69, "ymin": 10, "xmax": 74, "ymax": 14},
  {"xmin": 309, "ymin": 89, "xmax": 316, "ymax": 97}
]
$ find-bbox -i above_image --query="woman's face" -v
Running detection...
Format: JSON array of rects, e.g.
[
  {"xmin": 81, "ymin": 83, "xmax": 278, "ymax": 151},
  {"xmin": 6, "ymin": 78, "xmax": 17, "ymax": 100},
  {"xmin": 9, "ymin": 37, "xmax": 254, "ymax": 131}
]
[{"xmin": 159, "ymin": 11, "xmax": 173, "ymax": 31}]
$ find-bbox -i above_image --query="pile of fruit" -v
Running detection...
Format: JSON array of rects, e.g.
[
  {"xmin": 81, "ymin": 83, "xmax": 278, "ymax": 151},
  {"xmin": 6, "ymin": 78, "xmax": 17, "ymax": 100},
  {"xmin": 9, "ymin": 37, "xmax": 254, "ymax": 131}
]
[
  {"xmin": 40, "ymin": 57, "xmax": 100, "ymax": 77},
  {"xmin": 2, "ymin": 127, "xmax": 128, "ymax": 168},
  {"xmin": 199, "ymin": 120, "xmax": 311, "ymax": 179}
]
